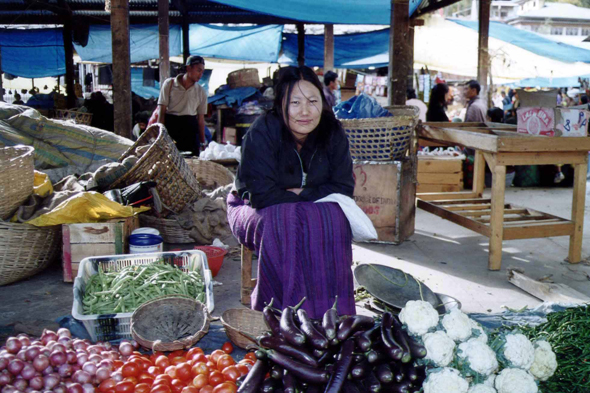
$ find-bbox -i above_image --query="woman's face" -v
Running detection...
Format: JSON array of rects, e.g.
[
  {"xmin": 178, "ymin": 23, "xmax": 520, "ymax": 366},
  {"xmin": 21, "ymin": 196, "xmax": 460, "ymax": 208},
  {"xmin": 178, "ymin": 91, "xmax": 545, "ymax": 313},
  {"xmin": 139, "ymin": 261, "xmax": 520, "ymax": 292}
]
[{"xmin": 284, "ymin": 80, "xmax": 322, "ymax": 142}]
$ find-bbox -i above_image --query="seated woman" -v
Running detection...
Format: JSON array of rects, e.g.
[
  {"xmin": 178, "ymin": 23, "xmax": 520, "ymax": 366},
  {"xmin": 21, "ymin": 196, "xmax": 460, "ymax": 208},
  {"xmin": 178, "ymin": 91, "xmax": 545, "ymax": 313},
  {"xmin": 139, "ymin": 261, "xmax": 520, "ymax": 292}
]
[{"xmin": 227, "ymin": 66, "xmax": 356, "ymax": 319}]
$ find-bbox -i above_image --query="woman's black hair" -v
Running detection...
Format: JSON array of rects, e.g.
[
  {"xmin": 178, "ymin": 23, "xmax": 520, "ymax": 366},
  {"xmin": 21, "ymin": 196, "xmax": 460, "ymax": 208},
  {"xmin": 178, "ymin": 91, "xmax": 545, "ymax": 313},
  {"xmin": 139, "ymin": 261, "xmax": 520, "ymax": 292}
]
[
  {"xmin": 272, "ymin": 66, "xmax": 341, "ymax": 146},
  {"xmin": 428, "ymin": 83, "xmax": 449, "ymax": 114}
]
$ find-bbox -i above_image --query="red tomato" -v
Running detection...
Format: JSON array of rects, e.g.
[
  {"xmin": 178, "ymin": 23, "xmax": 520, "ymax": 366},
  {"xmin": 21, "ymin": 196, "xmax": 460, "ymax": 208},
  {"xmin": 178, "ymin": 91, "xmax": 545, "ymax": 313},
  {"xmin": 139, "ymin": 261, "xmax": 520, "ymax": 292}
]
[
  {"xmin": 243, "ymin": 352, "xmax": 256, "ymax": 362},
  {"xmin": 170, "ymin": 379, "xmax": 186, "ymax": 393},
  {"xmin": 168, "ymin": 350, "xmax": 186, "ymax": 360},
  {"xmin": 170, "ymin": 357, "xmax": 187, "ymax": 366},
  {"xmin": 181, "ymin": 387, "xmax": 199, "ymax": 393},
  {"xmin": 191, "ymin": 362, "xmax": 209, "ymax": 377},
  {"xmin": 150, "ymin": 352, "xmax": 164, "ymax": 363},
  {"xmin": 135, "ymin": 383, "xmax": 151, "ymax": 393},
  {"xmin": 216, "ymin": 355, "xmax": 235, "ymax": 371},
  {"xmin": 122, "ymin": 363, "xmax": 141, "ymax": 378},
  {"xmin": 176, "ymin": 363, "xmax": 192, "ymax": 381},
  {"xmin": 212, "ymin": 383, "xmax": 236, "ymax": 393},
  {"xmin": 191, "ymin": 374, "xmax": 208, "ymax": 390},
  {"xmin": 199, "ymin": 387, "xmax": 213, "ymax": 393},
  {"xmin": 150, "ymin": 385, "xmax": 172, "ymax": 393},
  {"xmin": 147, "ymin": 366, "xmax": 163, "ymax": 377},
  {"xmin": 208, "ymin": 371, "xmax": 224, "ymax": 388},
  {"xmin": 221, "ymin": 343, "xmax": 233, "ymax": 355},
  {"xmin": 209, "ymin": 350, "xmax": 226, "ymax": 365},
  {"xmin": 191, "ymin": 354, "xmax": 207, "ymax": 364},
  {"xmin": 114, "ymin": 360, "xmax": 125, "ymax": 370},
  {"xmin": 115, "ymin": 381, "xmax": 135, "ymax": 393},
  {"xmin": 154, "ymin": 375, "xmax": 172, "ymax": 386},
  {"xmin": 237, "ymin": 359, "xmax": 254, "ymax": 368},
  {"xmin": 235, "ymin": 364, "xmax": 249, "ymax": 377},
  {"xmin": 165, "ymin": 366, "xmax": 178, "ymax": 379},
  {"xmin": 186, "ymin": 348, "xmax": 204, "ymax": 361},
  {"xmin": 123, "ymin": 377, "xmax": 138, "ymax": 386},
  {"xmin": 220, "ymin": 366, "xmax": 239, "ymax": 383},
  {"xmin": 205, "ymin": 362, "xmax": 216, "ymax": 371},
  {"xmin": 138, "ymin": 375, "xmax": 155, "ymax": 386},
  {"xmin": 155, "ymin": 356, "xmax": 171, "ymax": 369},
  {"xmin": 99, "ymin": 379, "xmax": 117, "ymax": 393}
]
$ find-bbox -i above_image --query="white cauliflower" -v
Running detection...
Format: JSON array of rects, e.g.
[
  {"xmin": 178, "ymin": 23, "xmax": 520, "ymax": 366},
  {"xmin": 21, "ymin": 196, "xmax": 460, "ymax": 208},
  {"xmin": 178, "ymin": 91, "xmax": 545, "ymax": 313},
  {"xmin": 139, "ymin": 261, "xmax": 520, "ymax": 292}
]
[
  {"xmin": 470, "ymin": 319, "xmax": 488, "ymax": 343},
  {"xmin": 502, "ymin": 333, "xmax": 535, "ymax": 370},
  {"xmin": 457, "ymin": 338, "xmax": 499, "ymax": 377},
  {"xmin": 442, "ymin": 309, "xmax": 473, "ymax": 342},
  {"xmin": 399, "ymin": 300, "xmax": 439, "ymax": 336},
  {"xmin": 529, "ymin": 340, "xmax": 558, "ymax": 381},
  {"xmin": 495, "ymin": 368, "xmax": 538, "ymax": 393},
  {"xmin": 423, "ymin": 367, "xmax": 469, "ymax": 393},
  {"xmin": 468, "ymin": 385, "xmax": 497, "ymax": 393},
  {"xmin": 423, "ymin": 330, "xmax": 456, "ymax": 367},
  {"xmin": 483, "ymin": 374, "xmax": 496, "ymax": 387}
]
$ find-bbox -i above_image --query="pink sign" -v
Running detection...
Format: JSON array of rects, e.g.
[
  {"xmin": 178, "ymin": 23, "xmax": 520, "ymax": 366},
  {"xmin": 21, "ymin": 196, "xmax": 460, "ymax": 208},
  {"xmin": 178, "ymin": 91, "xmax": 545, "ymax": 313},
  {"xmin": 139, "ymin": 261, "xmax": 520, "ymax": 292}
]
[{"xmin": 517, "ymin": 107, "xmax": 555, "ymax": 137}]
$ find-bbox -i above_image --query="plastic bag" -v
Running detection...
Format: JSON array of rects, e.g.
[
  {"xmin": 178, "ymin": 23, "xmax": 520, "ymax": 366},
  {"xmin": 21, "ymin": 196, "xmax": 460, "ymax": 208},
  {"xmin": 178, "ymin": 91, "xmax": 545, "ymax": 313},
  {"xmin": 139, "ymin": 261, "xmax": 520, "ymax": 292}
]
[
  {"xmin": 315, "ymin": 193, "xmax": 377, "ymax": 242},
  {"xmin": 334, "ymin": 93, "xmax": 393, "ymax": 119},
  {"xmin": 33, "ymin": 170, "xmax": 53, "ymax": 197},
  {"xmin": 26, "ymin": 191, "xmax": 150, "ymax": 227}
]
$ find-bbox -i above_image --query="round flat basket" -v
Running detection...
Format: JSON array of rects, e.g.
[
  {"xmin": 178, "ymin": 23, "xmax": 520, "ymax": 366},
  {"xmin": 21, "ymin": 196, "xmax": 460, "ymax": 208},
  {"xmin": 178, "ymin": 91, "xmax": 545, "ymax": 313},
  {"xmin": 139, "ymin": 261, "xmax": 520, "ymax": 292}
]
[
  {"xmin": 0, "ymin": 145, "xmax": 34, "ymax": 220},
  {"xmin": 185, "ymin": 159, "xmax": 235, "ymax": 190},
  {"xmin": 221, "ymin": 308, "xmax": 268, "ymax": 350},
  {"xmin": 131, "ymin": 295, "xmax": 210, "ymax": 352},
  {"xmin": 139, "ymin": 214, "xmax": 194, "ymax": 243}
]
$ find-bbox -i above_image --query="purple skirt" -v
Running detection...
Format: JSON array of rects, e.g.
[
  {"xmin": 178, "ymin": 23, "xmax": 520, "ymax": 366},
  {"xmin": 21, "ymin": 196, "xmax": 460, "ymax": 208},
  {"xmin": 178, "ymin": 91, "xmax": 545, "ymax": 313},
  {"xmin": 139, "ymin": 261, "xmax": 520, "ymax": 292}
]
[{"xmin": 227, "ymin": 193, "xmax": 355, "ymax": 319}]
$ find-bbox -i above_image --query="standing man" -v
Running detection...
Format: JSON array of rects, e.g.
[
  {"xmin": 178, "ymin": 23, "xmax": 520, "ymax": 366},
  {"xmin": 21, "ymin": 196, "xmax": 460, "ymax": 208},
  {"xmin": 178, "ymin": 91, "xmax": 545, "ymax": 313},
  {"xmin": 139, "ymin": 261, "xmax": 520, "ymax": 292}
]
[
  {"xmin": 150, "ymin": 55, "xmax": 207, "ymax": 156},
  {"xmin": 464, "ymin": 80, "xmax": 487, "ymax": 123},
  {"xmin": 323, "ymin": 70, "xmax": 339, "ymax": 108}
]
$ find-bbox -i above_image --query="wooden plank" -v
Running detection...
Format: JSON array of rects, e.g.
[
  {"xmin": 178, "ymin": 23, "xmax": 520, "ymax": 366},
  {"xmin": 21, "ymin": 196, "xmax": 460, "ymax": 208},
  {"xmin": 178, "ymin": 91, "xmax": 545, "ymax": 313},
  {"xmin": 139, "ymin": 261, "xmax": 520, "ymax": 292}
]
[
  {"xmin": 444, "ymin": 204, "xmax": 499, "ymax": 212},
  {"xmin": 488, "ymin": 164, "xmax": 506, "ymax": 270},
  {"xmin": 417, "ymin": 184, "xmax": 461, "ymax": 193},
  {"xmin": 432, "ymin": 198, "xmax": 491, "ymax": 205},
  {"xmin": 508, "ymin": 270, "xmax": 590, "ymax": 303},
  {"xmin": 503, "ymin": 222, "xmax": 574, "ymax": 240},
  {"xmin": 389, "ymin": 0, "xmax": 410, "ymax": 105},
  {"xmin": 62, "ymin": 225, "xmax": 73, "ymax": 282},
  {"xmin": 67, "ymin": 223, "xmax": 120, "ymax": 244},
  {"xmin": 494, "ymin": 151, "xmax": 588, "ymax": 166},
  {"xmin": 417, "ymin": 191, "xmax": 480, "ymax": 201},
  {"xmin": 71, "ymin": 243, "xmax": 117, "ymax": 263},
  {"xmin": 478, "ymin": 216, "xmax": 563, "ymax": 224},
  {"xmin": 417, "ymin": 158, "xmax": 462, "ymax": 173},
  {"xmin": 499, "ymin": 135, "xmax": 590, "ymax": 152},
  {"xmin": 111, "ymin": 0, "xmax": 132, "ymax": 139},
  {"xmin": 418, "ymin": 125, "xmax": 499, "ymax": 152},
  {"xmin": 323, "ymin": 24, "xmax": 334, "ymax": 71},
  {"xmin": 418, "ymin": 172, "xmax": 463, "ymax": 185},
  {"xmin": 568, "ymin": 163, "xmax": 588, "ymax": 263},
  {"xmin": 417, "ymin": 200, "xmax": 491, "ymax": 237},
  {"xmin": 458, "ymin": 208, "xmax": 528, "ymax": 217},
  {"xmin": 473, "ymin": 151, "xmax": 486, "ymax": 197}
]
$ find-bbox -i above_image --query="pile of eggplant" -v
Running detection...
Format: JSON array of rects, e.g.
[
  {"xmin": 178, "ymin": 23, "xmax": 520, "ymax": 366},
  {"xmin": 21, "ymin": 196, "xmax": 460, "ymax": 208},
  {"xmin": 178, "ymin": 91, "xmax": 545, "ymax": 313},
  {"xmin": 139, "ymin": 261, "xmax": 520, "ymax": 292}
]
[{"xmin": 237, "ymin": 297, "xmax": 427, "ymax": 393}]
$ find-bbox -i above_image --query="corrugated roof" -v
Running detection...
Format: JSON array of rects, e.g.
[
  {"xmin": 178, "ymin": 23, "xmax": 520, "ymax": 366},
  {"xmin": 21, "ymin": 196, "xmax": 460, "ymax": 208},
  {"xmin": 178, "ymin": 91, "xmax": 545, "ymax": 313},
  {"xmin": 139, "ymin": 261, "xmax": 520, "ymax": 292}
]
[{"xmin": 518, "ymin": 3, "xmax": 590, "ymax": 21}]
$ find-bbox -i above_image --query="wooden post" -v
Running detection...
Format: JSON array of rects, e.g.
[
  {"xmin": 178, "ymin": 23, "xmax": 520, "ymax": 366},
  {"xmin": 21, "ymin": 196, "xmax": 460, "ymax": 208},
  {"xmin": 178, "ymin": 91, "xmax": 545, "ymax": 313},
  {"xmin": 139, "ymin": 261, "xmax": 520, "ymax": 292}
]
[
  {"xmin": 388, "ymin": 0, "xmax": 410, "ymax": 106},
  {"xmin": 159, "ymin": 0, "xmax": 170, "ymax": 83},
  {"xmin": 110, "ymin": 0, "xmax": 132, "ymax": 138},
  {"xmin": 297, "ymin": 23, "xmax": 305, "ymax": 67},
  {"xmin": 0, "ymin": 46, "xmax": 3, "ymax": 101},
  {"xmin": 407, "ymin": 21, "xmax": 415, "ymax": 92},
  {"xmin": 62, "ymin": 17, "xmax": 76, "ymax": 108},
  {"xmin": 182, "ymin": 16, "xmax": 190, "ymax": 65},
  {"xmin": 488, "ymin": 162, "xmax": 506, "ymax": 270},
  {"xmin": 568, "ymin": 162, "xmax": 588, "ymax": 263},
  {"xmin": 477, "ymin": 0, "xmax": 491, "ymax": 107},
  {"xmin": 323, "ymin": 24, "xmax": 334, "ymax": 72}
]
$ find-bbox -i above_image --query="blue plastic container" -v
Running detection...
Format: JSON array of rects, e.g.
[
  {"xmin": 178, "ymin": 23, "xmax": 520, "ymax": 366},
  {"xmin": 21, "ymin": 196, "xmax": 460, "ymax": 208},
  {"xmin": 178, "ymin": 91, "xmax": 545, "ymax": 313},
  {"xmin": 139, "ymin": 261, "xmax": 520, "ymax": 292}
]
[{"xmin": 129, "ymin": 233, "xmax": 164, "ymax": 254}]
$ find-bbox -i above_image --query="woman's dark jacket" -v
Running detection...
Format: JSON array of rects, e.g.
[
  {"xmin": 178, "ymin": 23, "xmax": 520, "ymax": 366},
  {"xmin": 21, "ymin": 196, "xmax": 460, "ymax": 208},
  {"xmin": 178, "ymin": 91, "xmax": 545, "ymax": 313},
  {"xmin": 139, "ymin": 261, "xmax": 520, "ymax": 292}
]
[
  {"xmin": 426, "ymin": 103, "xmax": 449, "ymax": 122},
  {"xmin": 235, "ymin": 111, "xmax": 355, "ymax": 209}
]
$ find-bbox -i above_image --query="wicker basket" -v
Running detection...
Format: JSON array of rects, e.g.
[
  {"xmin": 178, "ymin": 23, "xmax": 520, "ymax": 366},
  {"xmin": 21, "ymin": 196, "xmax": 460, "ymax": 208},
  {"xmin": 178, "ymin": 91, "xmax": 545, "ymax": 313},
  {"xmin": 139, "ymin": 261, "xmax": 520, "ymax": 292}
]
[
  {"xmin": 131, "ymin": 295, "xmax": 210, "ymax": 351},
  {"xmin": 185, "ymin": 159, "xmax": 235, "ymax": 190},
  {"xmin": 341, "ymin": 105, "xmax": 419, "ymax": 161},
  {"xmin": 0, "ymin": 222, "xmax": 61, "ymax": 286},
  {"xmin": 0, "ymin": 145, "xmax": 35, "ymax": 220},
  {"xmin": 55, "ymin": 109, "xmax": 93, "ymax": 125},
  {"xmin": 221, "ymin": 308, "xmax": 269, "ymax": 350},
  {"xmin": 227, "ymin": 68, "xmax": 261, "ymax": 89},
  {"xmin": 139, "ymin": 214, "xmax": 195, "ymax": 244},
  {"xmin": 109, "ymin": 124, "xmax": 201, "ymax": 217}
]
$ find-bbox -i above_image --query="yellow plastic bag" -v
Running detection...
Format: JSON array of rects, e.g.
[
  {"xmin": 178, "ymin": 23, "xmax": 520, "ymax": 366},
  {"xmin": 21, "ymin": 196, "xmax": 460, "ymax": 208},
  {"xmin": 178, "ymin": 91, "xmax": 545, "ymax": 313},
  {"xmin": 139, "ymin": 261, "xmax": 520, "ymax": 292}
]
[
  {"xmin": 26, "ymin": 191, "xmax": 150, "ymax": 226},
  {"xmin": 33, "ymin": 171, "xmax": 53, "ymax": 197}
]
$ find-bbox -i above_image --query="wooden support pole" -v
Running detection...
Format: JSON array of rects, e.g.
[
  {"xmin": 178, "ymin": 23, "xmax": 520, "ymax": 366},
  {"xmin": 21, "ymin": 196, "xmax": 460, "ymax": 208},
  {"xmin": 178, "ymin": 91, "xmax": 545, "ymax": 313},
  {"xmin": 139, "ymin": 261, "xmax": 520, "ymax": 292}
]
[
  {"xmin": 407, "ymin": 21, "xmax": 415, "ymax": 92},
  {"xmin": 62, "ymin": 18, "xmax": 76, "ymax": 109},
  {"xmin": 323, "ymin": 24, "xmax": 334, "ymax": 72},
  {"xmin": 182, "ymin": 15, "xmax": 190, "ymax": 65},
  {"xmin": 0, "ymin": 47, "xmax": 3, "ymax": 101},
  {"xmin": 388, "ymin": 0, "xmax": 410, "ymax": 106},
  {"xmin": 110, "ymin": 0, "xmax": 132, "ymax": 138},
  {"xmin": 488, "ymin": 163, "xmax": 506, "ymax": 270},
  {"xmin": 477, "ymin": 0, "xmax": 491, "ymax": 107},
  {"xmin": 297, "ymin": 23, "xmax": 305, "ymax": 67},
  {"xmin": 158, "ymin": 0, "xmax": 170, "ymax": 82},
  {"xmin": 568, "ymin": 162, "xmax": 588, "ymax": 263}
]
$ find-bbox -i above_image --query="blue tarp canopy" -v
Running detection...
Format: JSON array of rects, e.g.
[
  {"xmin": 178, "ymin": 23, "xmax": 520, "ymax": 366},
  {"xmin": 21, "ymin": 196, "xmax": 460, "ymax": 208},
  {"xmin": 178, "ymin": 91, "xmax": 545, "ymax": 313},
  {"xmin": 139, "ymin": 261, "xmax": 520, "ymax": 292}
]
[
  {"xmin": 512, "ymin": 75, "xmax": 590, "ymax": 88},
  {"xmin": 210, "ymin": 0, "xmax": 423, "ymax": 23},
  {"xmin": 0, "ymin": 28, "xmax": 65, "ymax": 78},
  {"xmin": 189, "ymin": 24, "xmax": 282, "ymax": 63},
  {"xmin": 450, "ymin": 19, "xmax": 590, "ymax": 64},
  {"xmin": 130, "ymin": 68, "xmax": 212, "ymax": 99},
  {"xmin": 74, "ymin": 25, "xmax": 182, "ymax": 64},
  {"xmin": 280, "ymin": 29, "xmax": 390, "ymax": 68}
]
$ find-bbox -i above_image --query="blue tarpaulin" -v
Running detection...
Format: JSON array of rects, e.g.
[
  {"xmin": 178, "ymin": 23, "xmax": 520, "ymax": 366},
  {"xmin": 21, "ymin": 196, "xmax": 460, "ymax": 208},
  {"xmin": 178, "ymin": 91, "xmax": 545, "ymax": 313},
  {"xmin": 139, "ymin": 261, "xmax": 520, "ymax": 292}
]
[
  {"xmin": 210, "ymin": 0, "xmax": 423, "ymax": 24},
  {"xmin": 74, "ymin": 25, "xmax": 182, "ymax": 64},
  {"xmin": 130, "ymin": 68, "xmax": 212, "ymax": 99},
  {"xmin": 450, "ymin": 19, "xmax": 590, "ymax": 64},
  {"xmin": 513, "ymin": 76, "xmax": 586, "ymax": 88},
  {"xmin": 0, "ymin": 28, "xmax": 65, "ymax": 78},
  {"xmin": 280, "ymin": 29, "xmax": 390, "ymax": 68},
  {"xmin": 190, "ymin": 24, "xmax": 282, "ymax": 63}
]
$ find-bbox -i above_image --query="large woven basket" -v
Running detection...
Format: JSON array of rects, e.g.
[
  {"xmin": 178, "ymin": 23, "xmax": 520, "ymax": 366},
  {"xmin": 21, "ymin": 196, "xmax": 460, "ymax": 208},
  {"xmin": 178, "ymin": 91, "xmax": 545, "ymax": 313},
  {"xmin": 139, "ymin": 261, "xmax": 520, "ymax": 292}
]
[
  {"xmin": 341, "ymin": 105, "xmax": 419, "ymax": 161},
  {"xmin": 55, "ymin": 109, "xmax": 93, "ymax": 125},
  {"xmin": 131, "ymin": 295, "xmax": 210, "ymax": 352},
  {"xmin": 185, "ymin": 159, "xmax": 235, "ymax": 190},
  {"xmin": 221, "ymin": 308, "xmax": 268, "ymax": 350},
  {"xmin": 0, "ymin": 222, "xmax": 61, "ymax": 286},
  {"xmin": 0, "ymin": 145, "xmax": 35, "ymax": 220},
  {"xmin": 109, "ymin": 124, "xmax": 201, "ymax": 217},
  {"xmin": 139, "ymin": 214, "xmax": 194, "ymax": 244},
  {"xmin": 227, "ymin": 68, "xmax": 261, "ymax": 89}
]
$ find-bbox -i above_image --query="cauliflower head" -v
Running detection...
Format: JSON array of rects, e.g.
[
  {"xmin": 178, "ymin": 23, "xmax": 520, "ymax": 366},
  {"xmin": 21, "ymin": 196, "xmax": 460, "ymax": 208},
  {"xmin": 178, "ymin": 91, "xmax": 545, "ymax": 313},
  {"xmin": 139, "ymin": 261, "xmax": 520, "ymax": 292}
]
[
  {"xmin": 399, "ymin": 300, "xmax": 439, "ymax": 336},
  {"xmin": 468, "ymin": 385, "xmax": 497, "ymax": 393},
  {"xmin": 442, "ymin": 309, "xmax": 473, "ymax": 342},
  {"xmin": 483, "ymin": 374, "xmax": 496, "ymax": 387},
  {"xmin": 423, "ymin": 330, "xmax": 456, "ymax": 367},
  {"xmin": 529, "ymin": 340, "xmax": 557, "ymax": 381},
  {"xmin": 502, "ymin": 333, "xmax": 535, "ymax": 370},
  {"xmin": 470, "ymin": 319, "xmax": 488, "ymax": 343},
  {"xmin": 423, "ymin": 367, "xmax": 469, "ymax": 393},
  {"xmin": 457, "ymin": 338, "xmax": 499, "ymax": 378},
  {"xmin": 495, "ymin": 368, "xmax": 538, "ymax": 393}
]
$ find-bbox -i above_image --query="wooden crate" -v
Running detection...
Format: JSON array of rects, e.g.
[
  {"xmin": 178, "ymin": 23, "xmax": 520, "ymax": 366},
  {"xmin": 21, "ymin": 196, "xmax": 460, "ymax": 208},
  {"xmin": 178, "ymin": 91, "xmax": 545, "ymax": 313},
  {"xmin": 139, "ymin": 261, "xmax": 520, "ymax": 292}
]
[
  {"xmin": 353, "ymin": 158, "xmax": 416, "ymax": 244},
  {"xmin": 417, "ymin": 156, "xmax": 464, "ymax": 193},
  {"xmin": 62, "ymin": 216, "xmax": 139, "ymax": 282}
]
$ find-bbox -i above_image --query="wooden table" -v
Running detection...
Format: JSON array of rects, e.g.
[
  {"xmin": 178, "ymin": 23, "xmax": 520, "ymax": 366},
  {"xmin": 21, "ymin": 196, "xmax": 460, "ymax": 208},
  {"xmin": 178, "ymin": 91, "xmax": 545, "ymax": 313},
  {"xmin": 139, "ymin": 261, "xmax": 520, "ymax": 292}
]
[{"xmin": 416, "ymin": 122, "xmax": 590, "ymax": 270}]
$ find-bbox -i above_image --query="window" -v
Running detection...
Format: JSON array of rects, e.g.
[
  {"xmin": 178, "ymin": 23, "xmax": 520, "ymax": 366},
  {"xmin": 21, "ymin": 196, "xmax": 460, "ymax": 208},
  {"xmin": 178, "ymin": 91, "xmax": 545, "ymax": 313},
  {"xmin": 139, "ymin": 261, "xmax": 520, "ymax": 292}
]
[
  {"xmin": 551, "ymin": 27, "xmax": 563, "ymax": 35},
  {"xmin": 566, "ymin": 27, "xmax": 579, "ymax": 36},
  {"xmin": 501, "ymin": 11, "xmax": 508, "ymax": 17},
  {"xmin": 582, "ymin": 28, "xmax": 590, "ymax": 36},
  {"xmin": 531, "ymin": 25, "xmax": 540, "ymax": 32}
]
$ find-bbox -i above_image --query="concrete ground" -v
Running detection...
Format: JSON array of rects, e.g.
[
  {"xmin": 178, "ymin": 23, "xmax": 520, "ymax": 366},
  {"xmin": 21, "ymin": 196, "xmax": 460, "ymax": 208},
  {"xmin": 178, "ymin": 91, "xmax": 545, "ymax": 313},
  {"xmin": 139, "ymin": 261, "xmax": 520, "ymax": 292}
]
[{"xmin": 1, "ymin": 184, "xmax": 589, "ymax": 341}]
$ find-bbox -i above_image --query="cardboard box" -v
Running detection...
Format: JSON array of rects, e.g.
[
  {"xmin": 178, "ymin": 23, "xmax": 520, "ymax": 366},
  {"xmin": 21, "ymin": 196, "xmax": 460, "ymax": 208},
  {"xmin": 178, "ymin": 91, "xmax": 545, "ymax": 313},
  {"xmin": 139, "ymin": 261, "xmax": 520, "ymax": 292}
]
[
  {"xmin": 223, "ymin": 127, "xmax": 237, "ymax": 144},
  {"xmin": 517, "ymin": 107, "xmax": 555, "ymax": 136},
  {"xmin": 62, "ymin": 217, "xmax": 139, "ymax": 282},
  {"xmin": 555, "ymin": 108, "xmax": 590, "ymax": 137}
]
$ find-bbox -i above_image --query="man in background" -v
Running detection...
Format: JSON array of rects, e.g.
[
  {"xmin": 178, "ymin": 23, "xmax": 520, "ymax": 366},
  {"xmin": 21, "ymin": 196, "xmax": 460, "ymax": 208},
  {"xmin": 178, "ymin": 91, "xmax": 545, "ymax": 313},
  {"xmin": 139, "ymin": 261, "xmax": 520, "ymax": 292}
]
[
  {"xmin": 323, "ymin": 70, "xmax": 339, "ymax": 108},
  {"xmin": 464, "ymin": 80, "xmax": 487, "ymax": 123},
  {"xmin": 406, "ymin": 88, "xmax": 427, "ymax": 122}
]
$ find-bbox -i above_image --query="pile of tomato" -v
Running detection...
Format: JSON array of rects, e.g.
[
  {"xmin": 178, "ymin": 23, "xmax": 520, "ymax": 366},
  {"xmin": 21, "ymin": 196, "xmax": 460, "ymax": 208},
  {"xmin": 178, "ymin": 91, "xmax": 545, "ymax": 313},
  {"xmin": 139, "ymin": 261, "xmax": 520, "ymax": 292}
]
[{"xmin": 97, "ymin": 342, "xmax": 254, "ymax": 393}]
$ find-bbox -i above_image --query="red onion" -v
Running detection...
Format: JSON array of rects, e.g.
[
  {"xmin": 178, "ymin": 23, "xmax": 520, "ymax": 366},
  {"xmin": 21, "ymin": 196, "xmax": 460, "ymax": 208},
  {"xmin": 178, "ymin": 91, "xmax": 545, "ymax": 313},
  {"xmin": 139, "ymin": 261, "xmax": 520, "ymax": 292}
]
[
  {"xmin": 94, "ymin": 368, "xmax": 109, "ymax": 383},
  {"xmin": 80, "ymin": 363, "xmax": 96, "ymax": 377},
  {"xmin": 2, "ymin": 385, "xmax": 18, "ymax": 393},
  {"xmin": 32, "ymin": 355, "xmax": 49, "ymax": 373},
  {"xmin": 4, "ymin": 340, "xmax": 21, "ymax": 355},
  {"xmin": 41, "ymin": 366, "xmax": 52, "ymax": 377},
  {"xmin": 38, "ymin": 348, "xmax": 50, "ymax": 359},
  {"xmin": 0, "ymin": 370, "xmax": 13, "ymax": 386},
  {"xmin": 57, "ymin": 364, "xmax": 73, "ymax": 379},
  {"xmin": 24, "ymin": 348, "xmax": 40, "ymax": 362},
  {"xmin": 43, "ymin": 374, "xmax": 60, "ymax": 390},
  {"xmin": 30, "ymin": 342, "xmax": 42, "ymax": 348},
  {"xmin": 71, "ymin": 365, "xmax": 81, "ymax": 373},
  {"xmin": 53, "ymin": 383, "xmax": 67, "ymax": 393},
  {"xmin": 20, "ymin": 364, "xmax": 36, "ymax": 380},
  {"xmin": 57, "ymin": 338, "xmax": 71, "ymax": 349},
  {"xmin": 45, "ymin": 342, "xmax": 57, "ymax": 352},
  {"xmin": 111, "ymin": 372, "xmax": 122, "ymax": 383},
  {"xmin": 96, "ymin": 361, "xmax": 112, "ymax": 372},
  {"xmin": 7, "ymin": 360, "xmax": 24, "ymax": 376},
  {"xmin": 87, "ymin": 355, "xmax": 102, "ymax": 364},
  {"xmin": 49, "ymin": 352, "xmax": 66, "ymax": 367},
  {"xmin": 76, "ymin": 355, "xmax": 88, "ymax": 367},
  {"xmin": 71, "ymin": 371, "xmax": 90, "ymax": 385},
  {"xmin": 117, "ymin": 343, "xmax": 132, "ymax": 357},
  {"xmin": 16, "ymin": 351, "xmax": 27, "ymax": 362},
  {"xmin": 72, "ymin": 342, "xmax": 86, "ymax": 352},
  {"xmin": 65, "ymin": 352, "xmax": 77, "ymax": 365},
  {"xmin": 81, "ymin": 383, "xmax": 94, "ymax": 393},
  {"xmin": 0, "ymin": 358, "xmax": 7, "ymax": 372},
  {"xmin": 13, "ymin": 378, "xmax": 27, "ymax": 392},
  {"xmin": 67, "ymin": 383, "xmax": 83, "ymax": 393},
  {"xmin": 28, "ymin": 376, "xmax": 43, "ymax": 391},
  {"xmin": 52, "ymin": 345, "xmax": 66, "ymax": 355},
  {"xmin": 17, "ymin": 337, "xmax": 31, "ymax": 348},
  {"xmin": 41, "ymin": 332, "xmax": 57, "ymax": 347},
  {"xmin": 56, "ymin": 329, "xmax": 71, "ymax": 339}
]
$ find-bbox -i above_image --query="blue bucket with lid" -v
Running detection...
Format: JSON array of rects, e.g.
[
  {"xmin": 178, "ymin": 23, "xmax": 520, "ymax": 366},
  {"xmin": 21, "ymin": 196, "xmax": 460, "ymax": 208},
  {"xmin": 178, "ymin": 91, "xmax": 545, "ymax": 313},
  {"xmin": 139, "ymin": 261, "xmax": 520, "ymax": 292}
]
[{"xmin": 129, "ymin": 233, "xmax": 163, "ymax": 254}]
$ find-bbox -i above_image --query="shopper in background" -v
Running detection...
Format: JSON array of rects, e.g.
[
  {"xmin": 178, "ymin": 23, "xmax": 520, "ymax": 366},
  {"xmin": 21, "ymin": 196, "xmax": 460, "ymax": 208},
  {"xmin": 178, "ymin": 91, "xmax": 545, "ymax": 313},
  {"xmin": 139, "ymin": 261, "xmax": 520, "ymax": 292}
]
[
  {"xmin": 150, "ymin": 55, "xmax": 207, "ymax": 156},
  {"xmin": 132, "ymin": 111, "xmax": 151, "ymax": 141},
  {"xmin": 426, "ymin": 83, "xmax": 452, "ymax": 122},
  {"xmin": 464, "ymin": 80, "xmax": 487, "ymax": 123},
  {"xmin": 406, "ymin": 88, "xmax": 427, "ymax": 122},
  {"xmin": 322, "ymin": 70, "xmax": 339, "ymax": 108},
  {"xmin": 13, "ymin": 94, "xmax": 24, "ymax": 105}
]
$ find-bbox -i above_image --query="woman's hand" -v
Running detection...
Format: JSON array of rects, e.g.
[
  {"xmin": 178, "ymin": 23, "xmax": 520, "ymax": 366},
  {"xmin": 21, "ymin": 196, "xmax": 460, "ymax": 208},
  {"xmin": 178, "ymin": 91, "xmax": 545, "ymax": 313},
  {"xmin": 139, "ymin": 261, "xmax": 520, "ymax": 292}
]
[{"xmin": 287, "ymin": 188, "xmax": 303, "ymax": 195}]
